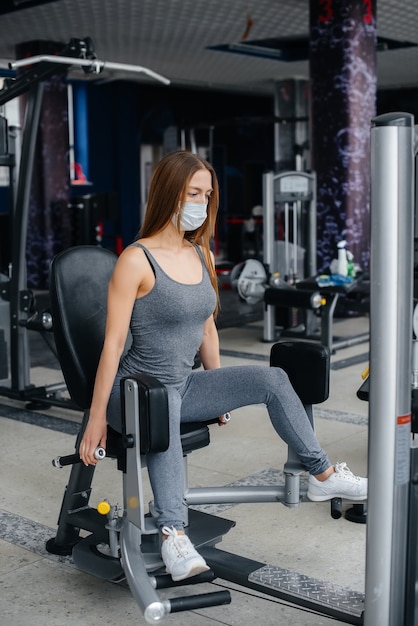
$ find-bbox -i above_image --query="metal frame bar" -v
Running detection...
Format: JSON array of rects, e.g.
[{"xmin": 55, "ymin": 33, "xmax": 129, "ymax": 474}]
[
  {"xmin": 364, "ymin": 112, "xmax": 415, "ymax": 626},
  {"xmin": 10, "ymin": 55, "xmax": 170, "ymax": 86},
  {"xmin": 9, "ymin": 82, "xmax": 44, "ymax": 390},
  {"xmin": 0, "ymin": 39, "xmax": 170, "ymax": 405}
]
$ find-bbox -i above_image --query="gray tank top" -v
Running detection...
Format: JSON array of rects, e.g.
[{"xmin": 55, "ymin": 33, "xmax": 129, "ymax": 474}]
[{"xmin": 118, "ymin": 243, "xmax": 216, "ymax": 388}]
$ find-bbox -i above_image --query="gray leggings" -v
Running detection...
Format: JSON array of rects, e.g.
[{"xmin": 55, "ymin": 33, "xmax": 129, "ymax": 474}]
[{"xmin": 120, "ymin": 365, "xmax": 331, "ymax": 530}]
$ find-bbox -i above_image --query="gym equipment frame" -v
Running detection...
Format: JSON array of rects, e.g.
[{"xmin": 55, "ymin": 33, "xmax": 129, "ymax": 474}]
[
  {"xmin": 0, "ymin": 37, "xmax": 169, "ymax": 409},
  {"xmin": 364, "ymin": 112, "xmax": 416, "ymax": 625},
  {"xmin": 261, "ymin": 170, "xmax": 369, "ymax": 351},
  {"xmin": 45, "ymin": 243, "xmax": 365, "ymax": 625},
  {"xmin": 46, "ymin": 113, "xmax": 418, "ymax": 625}
]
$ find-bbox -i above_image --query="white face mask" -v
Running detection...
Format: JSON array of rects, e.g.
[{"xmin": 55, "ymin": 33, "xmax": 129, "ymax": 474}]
[{"xmin": 172, "ymin": 201, "xmax": 208, "ymax": 231}]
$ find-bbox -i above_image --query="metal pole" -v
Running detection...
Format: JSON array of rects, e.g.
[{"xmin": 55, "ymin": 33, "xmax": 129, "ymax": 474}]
[
  {"xmin": 284, "ymin": 202, "xmax": 290, "ymax": 278},
  {"xmin": 67, "ymin": 83, "xmax": 75, "ymax": 182},
  {"xmin": 293, "ymin": 201, "xmax": 298, "ymax": 278},
  {"xmin": 10, "ymin": 82, "xmax": 44, "ymax": 391},
  {"xmin": 262, "ymin": 172, "xmax": 275, "ymax": 270},
  {"xmin": 263, "ymin": 172, "xmax": 275, "ymax": 342},
  {"xmin": 364, "ymin": 112, "xmax": 415, "ymax": 625},
  {"xmin": 307, "ymin": 172, "xmax": 317, "ymax": 277}
]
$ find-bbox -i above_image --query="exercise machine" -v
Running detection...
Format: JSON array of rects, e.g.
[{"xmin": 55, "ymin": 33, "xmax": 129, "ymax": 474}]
[
  {"xmin": 230, "ymin": 171, "xmax": 319, "ymax": 319},
  {"xmin": 45, "ymin": 112, "xmax": 418, "ymax": 626},
  {"xmin": 231, "ymin": 169, "xmax": 369, "ymax": 352},
  {"xmin": 262, "ymin": 170, "xmax": 317, "ymax": 282},
  {"xmin": 0, "ymin": 37, "xmax": 169, "ymax": 409},
  {"xmin": 262, "ymin": 169, "xmax": 369, "ymax": 350},
  {"xmin": 46, "ymin": 245, "xmax": 366, "ymax": 625}
]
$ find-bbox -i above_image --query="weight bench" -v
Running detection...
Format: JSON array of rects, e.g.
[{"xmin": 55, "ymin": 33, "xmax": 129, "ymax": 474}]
[{"xmin": 46, "ymin": 245, "xmax": 364, "ymax": 624}]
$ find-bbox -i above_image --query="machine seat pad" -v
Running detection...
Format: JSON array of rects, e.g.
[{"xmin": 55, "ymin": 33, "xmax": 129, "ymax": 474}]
[
  {"xmin": 106, "ymin": 422, "xmax": 210, "ymax": 462},
  {"xmin": 179, "ymin": 423, "xmax": 210, "ymax": 454}
]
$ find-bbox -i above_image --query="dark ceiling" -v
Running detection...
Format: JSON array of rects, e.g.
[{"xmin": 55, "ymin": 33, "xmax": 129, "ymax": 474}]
[{"xmin": 0, "ymin": 0, "xmax": 417, "ymax": 95}]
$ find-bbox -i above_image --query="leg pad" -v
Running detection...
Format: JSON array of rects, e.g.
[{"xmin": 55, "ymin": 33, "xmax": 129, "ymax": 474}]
[{"xmin": 270, "ymin": 339, "xmax": 330, "ymax": 405}]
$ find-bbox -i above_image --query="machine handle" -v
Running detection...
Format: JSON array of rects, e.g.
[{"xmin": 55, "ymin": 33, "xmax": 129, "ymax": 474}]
[
  {"xmin": 264, "ymin": 286, "xmax": 325, "ymax": 310},
  {"xmin": 169, "ymin": 591, "xmax": 231, "ymax": 613},
  {"xmin": 153, "ymin": 570, "xmax": 215, "ymax": 589},
  {"xmin": 52, "ymin": 446, "xmax": 106, "ymax": 468}
]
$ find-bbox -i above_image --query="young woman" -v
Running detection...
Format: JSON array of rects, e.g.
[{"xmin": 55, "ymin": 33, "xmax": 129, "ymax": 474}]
[{"xmin": 79, "ymin": 150, "xmax": 367, "ymax": 582}]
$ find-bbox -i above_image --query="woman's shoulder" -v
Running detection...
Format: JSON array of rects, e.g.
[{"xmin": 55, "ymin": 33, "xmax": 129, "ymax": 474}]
[
  {"xmin": 111, "ymin": 242, "xmax": 155, "ymax": 291},
  {"xmin": 116, "ymin": 241, "xmax": 150, "ymax": 270},
  {"xmin": 129, "ymin": 236, "xmax": 161, "ymax": 252},
  {"xmin": 127, "ymin": 237, "xmax": 148, "ymax": 249},
  {"xmin": 195, "ymin": 244, "xmax": 215, "ymax": 267},
  {"xmin": 124, "ymin": 236, "xmax": 162, "ymax": 253}
]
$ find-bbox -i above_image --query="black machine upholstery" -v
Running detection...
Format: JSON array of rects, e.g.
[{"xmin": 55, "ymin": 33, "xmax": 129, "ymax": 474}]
[{"xmin": 49, "ymin": 245, "xmax": 117, "ymax": 410}]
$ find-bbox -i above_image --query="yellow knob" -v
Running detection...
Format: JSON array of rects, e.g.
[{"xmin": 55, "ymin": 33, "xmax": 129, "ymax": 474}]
[
  {"xmin": 361, "ymin": 365, "xmax": 370, "ymax": 380},
  {"xmin": 97, "ymin": 500, "xmax": 111, "ymax": 515}
]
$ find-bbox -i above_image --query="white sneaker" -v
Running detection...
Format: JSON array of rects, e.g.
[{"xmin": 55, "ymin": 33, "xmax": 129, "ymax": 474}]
[
  {"xmin": 307, "ymin": 462, "xmax": 368, "ymax": 502},
  {"xmin": 160, "ymin": 526, "xmax": 210, "ymax": 582}
]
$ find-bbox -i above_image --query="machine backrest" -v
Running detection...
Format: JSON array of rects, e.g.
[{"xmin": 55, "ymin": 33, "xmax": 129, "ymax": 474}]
[{"xmin": 49, "ymin": 245, "xmax": 117, "ymax": 410}]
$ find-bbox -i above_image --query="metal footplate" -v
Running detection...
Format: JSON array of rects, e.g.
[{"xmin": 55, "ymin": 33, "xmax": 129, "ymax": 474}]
[
  {"xmin": 201, "ymin": 546, "xmax": 364, "ymax": 625},
  {"xmin": 249, "ymin": 565, "xmax": 364, "ymax": 622}
]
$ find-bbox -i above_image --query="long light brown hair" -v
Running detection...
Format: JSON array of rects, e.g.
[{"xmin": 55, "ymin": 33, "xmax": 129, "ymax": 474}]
[{"xmin": 139, "ymin": 151, "xmax": 220, "ymax": 315}]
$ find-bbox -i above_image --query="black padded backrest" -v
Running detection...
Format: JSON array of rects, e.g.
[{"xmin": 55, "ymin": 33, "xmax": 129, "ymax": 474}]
[{"xmin": 49, "ymin": 246, "xmax": 117, "ymax": 410}]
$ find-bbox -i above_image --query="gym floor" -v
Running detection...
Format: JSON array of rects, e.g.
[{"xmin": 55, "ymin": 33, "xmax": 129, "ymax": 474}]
[{"xmin": 0, "ymin": 298, "xmax": 369, "ymax": 626}]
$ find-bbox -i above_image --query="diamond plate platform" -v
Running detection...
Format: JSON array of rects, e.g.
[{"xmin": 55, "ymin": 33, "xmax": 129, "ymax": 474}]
[
  {"xmin": 249, "ymin": 564, "xmax": 364, "ymax": 618},
  {"xmin": 201, "ymin": 545, "xmax": 364, "ymax": 624}
]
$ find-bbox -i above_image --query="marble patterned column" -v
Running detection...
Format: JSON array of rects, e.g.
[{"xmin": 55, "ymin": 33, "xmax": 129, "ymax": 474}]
[{"xmin": 310, "ymin": 0, "xmax": 377, "ymax": 272}]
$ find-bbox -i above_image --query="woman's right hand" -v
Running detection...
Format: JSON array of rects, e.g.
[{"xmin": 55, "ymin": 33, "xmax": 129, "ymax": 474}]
[{"xmin": 79, "ymin": 417, "xmax": 107, "ymax": 466}]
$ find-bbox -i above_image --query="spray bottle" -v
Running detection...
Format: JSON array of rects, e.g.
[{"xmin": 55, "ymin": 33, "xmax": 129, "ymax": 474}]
[{"xmin": 337, "ymin": 240, "xmax": 348, "ymax": 277}]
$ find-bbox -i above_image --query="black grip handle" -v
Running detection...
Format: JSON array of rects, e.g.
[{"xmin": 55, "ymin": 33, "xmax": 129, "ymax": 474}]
[
  {"xmin": 169, "ymin": 591, "xmax": 231, "ymax": 613},
  {"xmin": 154, "ymin": 570, "xmax": 215, "ymax": 589},
  {"xmin": 52, "ymin": 447, "xmax": 106, "ymax": 468}
]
